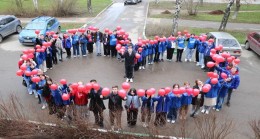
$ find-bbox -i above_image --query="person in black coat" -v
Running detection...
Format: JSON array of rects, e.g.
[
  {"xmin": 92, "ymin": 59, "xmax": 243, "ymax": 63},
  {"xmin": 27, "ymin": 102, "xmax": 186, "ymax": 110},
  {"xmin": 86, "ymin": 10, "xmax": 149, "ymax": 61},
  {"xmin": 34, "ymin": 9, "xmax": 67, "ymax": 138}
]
[
  {"xmin": 190, "ymin": 79, "xmax": 204, "ymax": 117},
  {"xmin": 102, "ymin": 32, "xmax": 110, "ymax": 56},
  {"xmin": 88, "ymin": 79, "xmax": 105, "ymax": 127},
  {"xmin": 102, "ymin": 85, "xmax": 125, "ymax": 131},
  {"xmin": 120, "ymin": 44, "xmax": 136, "ymax": 83}
]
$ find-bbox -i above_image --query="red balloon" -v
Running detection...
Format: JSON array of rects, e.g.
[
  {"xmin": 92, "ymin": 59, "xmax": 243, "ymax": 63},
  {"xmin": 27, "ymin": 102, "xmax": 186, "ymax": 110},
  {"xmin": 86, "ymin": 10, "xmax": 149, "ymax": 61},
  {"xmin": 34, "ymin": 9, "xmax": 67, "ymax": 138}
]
[
  {"xmin": 50, "ymin": 31, "xmax": 55, "ymax": 35},
  {"xmin": 118, "ymin": 89, "xmax": 126, "ymax": 98},
  {"xmin": 135, "ymin": 53, "xmax": 141, "ymax": 59},
  {"xmin": 22, "ymin": 49, "xmax": 29, "ymax": 55},
  {"xmin": 138, "ymin": 47, "xmax": 143, "ymax": 52},
  {"xmin": 204, "ymin": 84, "xmax": 212, "ymax": 89},
  {"xmin": 47, "ymin": 42, "xmax": 52, "ymax": 47},
  {"xmin": 221, "ymin": 73, "xmax": 228, "ymax": 79},
  {"xmin": 78, "ymin": 84, "xmax": 85, "ymax": 92},
  {"xmin": 202, "ymin": 86, "xmax": 210, "ymax": 93},
  {"xmin": 150, "ymin": 88, "xmax": 156, "ymax": 94},
  {"xmin": 40, "ymin": 48, "xmax": 45, "ymax": 52},
  {"xmin": 71, "ymin": 83, "xmax": 79, "ymax": 90},
  {"xmin": 164, "ymin": 87, "xmax": 171, "ymax": 94},
  {"xmin": 212, "ymin": 73, "xmax": 218, "ymax": 78},
  {"xmin": 122, "ymin": 82, "xmax": 130, "ymax": 90},
  {"xmin": 183, "ymin": 30, "xmax": 188, "ymax": 34},
  {"xmin": 179, "ymin": 87, "xmax": 186, "ymax": 94},
  {"xmin": 158, "ymin": 89, "xmax": 166, "ymax": 96},
  {"xmin": 28, "ymin": 49, "xmax": 35, "ymax": 53},
  {"xmin": 212, "ymin": 54, "xmax": 218, "ymax": 61},
  {"xmin": 186, "ymin": 88, "xmax": 194, "ymax": 96},
  {"xmin": 207, "ymin": 72, "xmax": 214, "ymax": 78},
  {"xmin": 210, "ymin": 49, "xmax": 216, "ymax": 54},
  {"xmin": 207, "ymin": 62, "xmax": 215, "ymax": 68},
  {"xmin": 177, "ymin": 31, "xmax": 181, "ymax": 35},
  {"xmin": 216, "ymin": 56, "xmax": 225, "ymax": 63},
  {"xmin": 31, "ymin": 69, "xmax": 38, "ymax": 75},
  {"xmin": 116, "ymin": 44, "xmax": 121, "ymax": 51},
  {"xmin": 173, "ymin": 88, "xmax": 181, "ymax": 95},
  {"xmin": 104, "ymin": 28, "xmax": 109, "ymax": 33},
  {"xmin": 35, "ymin": 30, "xmax": 40, "ymax": 34},
  {"xmin": 93, "ymin": 83, "xmax": 100, "ymax": 91},
  {"xmin": 60, "ymin": 79, "xmax": 67, "ymax": 85},
  {"xmin": 193, "ymin": 89, "xmax": 200, "ymax": 96},
  {"xmin": 63, "ymin": 34, "xmax": 68, "ymax": 38},
  {"xmin": 186, "ymin": 33, "xmax": 191, "ymax": 38},
  {"xmin": 120, "ymin": 40, "xmax": 125, "ymax": 44},
  {"xmin": 221, "ymin": 52, "xmax": 229, "ymax": 58},
  {"xmin": 146, "ymin": 89, "xmax": 153, "ymax": 96},
  {"xmin": 32, "ymin": 76, "xmax": 40, "ymax": 83},
  {"xmin": 210, "ymin": 78, "xmax": 218, "ymax": 84},
  {"xmin": 50, "ymin": 84, "xmax": 58, "ymax": 90},
  {"xmin": 28, "ymin": 53, "xmax": 34, "ymax": 59},
  {"xmin": 16, "ymin": 70, "xmax": 23, "ymax": 76},
  {"xmin": 234, "ymin": 59, "xmax": 240, "ymax": 64},
  {"xmin": 53, "ymin": 34, "xmax": 58, "ymax": 39},
  {"xmin": 102, "ymin": 87, "xmax": 110, "ymax": 97},
  {"xmin": 36, "ymin": 45, "xmax": 41, "ymax": 49},
  {"xmin": 20, "ymin": 64, "xmax": 27, "ymax": 71},
  {"xmin": 125, "ymin": 39, "xmax": 130, "ymax": 44},
  {"xmin": 116, "ymin": 26, "xmax": 121, "ymax": 31},
  {"xmin": 218, "ymin": 45, "xmax": 223, "ymax": 51},
  {"xmin": 137, "ymin": 89, "xmax": 145, "ymax": 97},
  {"xmin": 62, "ymin": 93, "xmax": 70, "ymax": 101},
  {"xmin": 208, "ymin": 39, "xmax": 214, "ymax": 43},
  {"xmin": 21, "ymin": 54, "xmax": 28, "ymax": 60}
]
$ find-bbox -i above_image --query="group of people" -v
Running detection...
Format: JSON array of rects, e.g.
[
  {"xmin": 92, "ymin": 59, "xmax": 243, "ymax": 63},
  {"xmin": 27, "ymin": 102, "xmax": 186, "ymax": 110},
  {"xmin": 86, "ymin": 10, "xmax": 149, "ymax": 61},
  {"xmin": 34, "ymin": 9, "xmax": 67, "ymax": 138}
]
[{"xmin": 17, "ymin": 27, "xmax": 240, "ymax": 131}]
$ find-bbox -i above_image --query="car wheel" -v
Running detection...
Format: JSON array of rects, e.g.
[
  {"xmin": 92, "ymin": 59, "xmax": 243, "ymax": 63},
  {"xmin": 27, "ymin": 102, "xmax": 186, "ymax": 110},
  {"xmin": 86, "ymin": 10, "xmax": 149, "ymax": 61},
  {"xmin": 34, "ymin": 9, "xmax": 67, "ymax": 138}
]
[
  {"xmin": 0, "ymin": 35, "xmax": 3, "ymax": 43},
  {"xmin": 16, "ymin": 25, "xmax": 22, "ymax": 34},
  {"xmin": 245, "ymin": 41, "xmax": 251, "ymax": 50}
]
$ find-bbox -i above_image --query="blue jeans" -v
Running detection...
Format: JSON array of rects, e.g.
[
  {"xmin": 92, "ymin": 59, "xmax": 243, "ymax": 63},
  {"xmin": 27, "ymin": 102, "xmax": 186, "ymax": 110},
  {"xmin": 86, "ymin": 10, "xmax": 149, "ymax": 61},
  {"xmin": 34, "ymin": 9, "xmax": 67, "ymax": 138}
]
[
  {"xmin": 73, "ymin": 44, "xmax": 80, "ymax": 56},
  {"xmin": 148, "ymin": 54, "xmax": 153, "ymax": 63},
  {"xmin": 167, "ymin": 107, "xmax": 178, "ymax": 121},
  {"xmin": 199, "ymin": 52, "xmax": 205, "ymax": 67},
  {"xmin": 37, "ymin": 90, "xmax": 47, "ymax": 105},
  {"xmin": 81, "ymin": 43, "xmax": 87, "ymax": 56},
  {"xmin": 185, "ymin": 48, "xmax": 195, "ymax": 60},
  {"xmin": 215, "ymin": 96, "xmax": 225, "ymax": 109},
  {"xmin": 95, "ymin": 41, "xmax": 101, "ymax": 54},
  {"xmin": 24, "ymin": 77, "xmax": 32, "ymax": 94}
]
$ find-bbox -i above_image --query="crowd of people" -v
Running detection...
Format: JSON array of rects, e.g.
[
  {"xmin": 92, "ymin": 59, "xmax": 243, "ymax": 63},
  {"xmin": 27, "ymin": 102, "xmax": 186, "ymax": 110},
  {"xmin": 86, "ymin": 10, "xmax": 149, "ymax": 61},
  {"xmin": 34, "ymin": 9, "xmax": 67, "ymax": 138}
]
[{"xmin": 16, "ymin": 26, "xmax": 240, "ymax": 131}]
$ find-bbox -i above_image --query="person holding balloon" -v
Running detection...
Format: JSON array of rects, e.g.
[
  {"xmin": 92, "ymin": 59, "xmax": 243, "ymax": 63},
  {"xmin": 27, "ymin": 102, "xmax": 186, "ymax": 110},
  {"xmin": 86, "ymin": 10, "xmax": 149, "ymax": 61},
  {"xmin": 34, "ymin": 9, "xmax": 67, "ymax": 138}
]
[
  {"xmin": 36, "ymin": 74, "xmax": 47, "ymax": 109},
  {"xmin": 190, "ymin": 80, "xmax": 204, "ymax": 117},
  {"xmin": 166, "ymin": 36, "xmax": 176, "ymax": 62},
  {"xmin": 125, "ymin": 88, "xmax": 141, "ymax": 127},
  {"xmin": 226, "ymin": 67, "xmax": 240, "ymax": 107},
  {"xmin": 179, "ymin": 82, "xmax": 193, "ymax": 120},
  {"xmin": 167, "ymin": 84, "xmax": 182, "ymax": 124},
  {"xmin": 176, "ymin": 33, "xmax": 186, "ymax": 62},
  {"xmin": 120, "ymin": 45, "xmax": 136, "ymax": 83},
  {"xmin": 140, "ymin": 90, "xmax": 154, "ymax": 127},
  {"xmin": 72, "ymin": 32, "xmax": 80, "ymax": 57},
  {"xmin": 196, "ymin": 36, "xmax": 206, "ymax": 69},
  {"xmin": 147, "ymin": 40, "xmax": 155, "ymax": 64},
  {"xmin": 102, "ymin": 30, "xmax": 110, "ymax": 57},
  {"xmin": 185, "ymin": 34, "xmax": 196, "ymax": 62},
  {"xmin": 203, "ymin": 39, "xmax": 215, "ymax": 72},
  {"xmin": 62, "ymin": 34, "xmax": 72, "ymax": 59},
  {"xmin": 215, "ymin": 77, "xmax": 232, "ymax": 111}
]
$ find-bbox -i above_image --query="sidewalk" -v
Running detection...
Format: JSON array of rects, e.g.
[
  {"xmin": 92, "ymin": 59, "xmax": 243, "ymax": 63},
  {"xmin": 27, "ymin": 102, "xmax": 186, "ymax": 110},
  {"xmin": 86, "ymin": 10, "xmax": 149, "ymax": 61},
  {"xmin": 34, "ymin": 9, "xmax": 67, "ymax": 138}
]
[
  {"xmin": 147, "ymin": 18, "xmax": 260, "ymax": 31},
  {"xmin": 20, "ymin": 17, "xmax": 93, "ymax": 24}
]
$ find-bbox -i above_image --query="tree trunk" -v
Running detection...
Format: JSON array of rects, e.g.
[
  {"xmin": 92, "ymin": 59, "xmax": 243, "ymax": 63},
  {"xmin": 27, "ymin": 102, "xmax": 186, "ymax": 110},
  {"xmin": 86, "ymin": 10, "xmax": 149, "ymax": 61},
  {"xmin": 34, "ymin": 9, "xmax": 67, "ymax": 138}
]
[
  {"xmin": 199, "ymin": 0, "xmax": 203, "ymax": 6},
  {"xmin": 156, "ymin": 0, "xmax": 159, "ymax": 4},
  {"xmin": 219, "ymin": 0, "xmax": 235, "ymax": 31},
  {"xmin": 232, "ymin": 0, "xmax": 240, "ymax": 19},
  {"xmin": 172, "ymin": 0, "xmax": 183, "ymax": 35},
  {"xmin": 32, "ymin": 0, "xmax": 38, "ymax": 10},
  {"xmin": 185, "ymin": 0, "xmax": 200, "ymax": 15},
  {"xmin": 87, "ymin": 0, "xmax": 93, "ymax": 14},
  {"xmin": 15, "ymin": 0, "xmax": 23, "ymax": 9}
]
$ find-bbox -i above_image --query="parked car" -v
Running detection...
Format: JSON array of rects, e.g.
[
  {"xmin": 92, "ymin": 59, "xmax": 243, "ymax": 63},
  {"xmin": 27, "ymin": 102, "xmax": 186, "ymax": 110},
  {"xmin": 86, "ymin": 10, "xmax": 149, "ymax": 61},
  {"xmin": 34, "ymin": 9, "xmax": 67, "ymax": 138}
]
[
  {"xmin": 0, "ymin": 15, "xmax": 22, "ymax": 43},
  {"xmin": 124, "ymin": 0, "xmax": 142, "ymax": 5},
  {"xmin": 19, "ymin": 16, "xmax": 60, "ymax": 45},
  {"xmin": 245, "ymin": 32, "xmax": 260, "ymax": 55},
  {"xmin": 207, "ymin": 32, "xmax": 242, "ymax": 57}
]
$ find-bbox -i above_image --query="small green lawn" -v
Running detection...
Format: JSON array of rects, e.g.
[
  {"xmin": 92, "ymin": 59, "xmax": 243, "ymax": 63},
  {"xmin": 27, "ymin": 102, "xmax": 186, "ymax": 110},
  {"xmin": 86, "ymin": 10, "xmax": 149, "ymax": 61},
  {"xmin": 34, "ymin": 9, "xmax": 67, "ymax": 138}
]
[
  {"xmin": 21, "ymin": 23, "xmax": 84, "ymax": 31},
  {"xmin": 146, "ymin": 23, "xmax": 248, "ymax": 44},
  {"xmin": 0, "ymin": 0, "xmax": 112, "ymax": 17},
  {"xmin": 150, "ymin": 11, "xmax": 260, "ymax": 24},
  {"xmin": 149, "ymin": 1, "xmax": 260, "ymax": 11}
]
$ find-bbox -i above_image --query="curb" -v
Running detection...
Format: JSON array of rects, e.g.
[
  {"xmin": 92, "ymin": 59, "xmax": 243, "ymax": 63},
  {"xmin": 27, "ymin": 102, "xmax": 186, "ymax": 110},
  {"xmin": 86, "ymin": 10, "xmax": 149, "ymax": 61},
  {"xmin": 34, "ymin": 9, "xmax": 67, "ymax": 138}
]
[
  {"xmin": 82, "ymin": 1, "xmax": 115, "ymax": 28},
  {"xmin": 142, "ymin": 0, "xmax": 150, "ymax": 40}
]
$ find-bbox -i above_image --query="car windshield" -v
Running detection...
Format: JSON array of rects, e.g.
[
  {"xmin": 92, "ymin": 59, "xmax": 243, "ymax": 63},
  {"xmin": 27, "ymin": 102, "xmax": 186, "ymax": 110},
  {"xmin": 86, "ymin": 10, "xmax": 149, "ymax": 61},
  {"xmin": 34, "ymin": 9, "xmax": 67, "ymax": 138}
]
[
  {"xmin": 218, "ymin": 39, "xmax": 239, "ymax": 47},
  {"xmin": 25, "ymin": 22, "xmax": 46, "ymax": 30}
]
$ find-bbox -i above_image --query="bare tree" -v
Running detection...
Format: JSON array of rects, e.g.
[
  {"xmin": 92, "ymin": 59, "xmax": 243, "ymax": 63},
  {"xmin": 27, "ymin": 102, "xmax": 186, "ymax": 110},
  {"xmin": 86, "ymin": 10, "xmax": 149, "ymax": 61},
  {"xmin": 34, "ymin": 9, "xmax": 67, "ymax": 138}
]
[
  {"xmin": 199, "ymin": 0, "xmax": 203, "ymax": 6},
  {"xmin": 172, "ymin": 0, "xmax": 183, "ymax": 35},
  {"xmin": 87, "ymin": 0, "xmax": 93, "ymax": 14},
  {"xmin": 32, "ymin": 0, "xmax": 38, "ymax": 10},
  {"xmin": 184, "ymin": 0, "xmax": 200, "ymax": 15},
  {"xmin": 14, "ymin": 0, "xmax": 23, "ymax": 9},
  {"xmin": 219, "ymin": 0, "xmax": 235, "ymax": 31},
  {"xmin": 232, "ymin": 0, "xmax": 241, "ymax": 19},
  {"xmin": 155, "ymin": 0, "xmax": 159, "ymax": 4}
]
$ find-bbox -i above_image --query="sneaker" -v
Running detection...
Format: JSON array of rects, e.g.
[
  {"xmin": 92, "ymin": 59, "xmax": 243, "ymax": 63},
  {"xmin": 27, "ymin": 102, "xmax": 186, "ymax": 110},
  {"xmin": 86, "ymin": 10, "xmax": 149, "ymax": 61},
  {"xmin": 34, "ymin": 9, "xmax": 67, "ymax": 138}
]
[
  {"xmin": 171, "ymin": 120, "xmax": 175, "ymax": 124},
  {"xmin": 189, "ymin": 59, "xmax": 192, "ymax": 62},
  {"xmin": 167, "ymin": 119, "xmax": 171, "ymax": 123},
  {"xmin": 185, "ymin": 59, "xmax": 187, "ymax": 62},
  {"xmin": 213, "ymin": 107, "xmax": 216, "ymax": 110},
  {"xmin": 139, "ymin": 66, "xmax": 142, "ymax": 70},
  {"xmin": 142, "ymin": 66, "xmax": 145, "ymax": 69},
  {"xmin": 196, "ymin": 62, "xmax": 200, "ymax": 66},
  {"xmin": 126, "ymin": 78, "xmax": 129, "ymax": 82},
  {"xmin": 73, "ymin": 56, "xmax": 76, "ymax": 58},
  {"xmin": 201, "ymin": 66, "xmax": 205, "ymax": 69},
  {"xmin": 29, "ymin": 92, "xmax": 33, "ymax": 95},
  {"xmin": 130, "ymin": 78, "xmax": 133, "ymax": 83},
  {"xmin": 50, "ymin": 68, "xmax": 53, "ymax": 70},
  {"xmin": 201, "ymin": 109, "xmax": 206, "ymax": 113},
  {"xmin": 142, "ymin": 123, "xmax": 147, "ymax": 127},
  {"xmin": 35, "ymin": 95, "xmax": 38, "ymax": 98},
  {"xmin": 216, "ymin": 109, "xmax": 220, "ymax": 112},
  {"xmin": 148, "ymin": 63, "xmax": 151, "ymax": 65},
  {"xmin": 205, "ymin": 110, "xmax": 209, "ymax": 114},
  {"xmin": 83, "ymin": 55, "xmax": 86, "ymax": 57},
  {"xmin": 42, "ymin": 105, "xmax": 46, "ymax": 110}
]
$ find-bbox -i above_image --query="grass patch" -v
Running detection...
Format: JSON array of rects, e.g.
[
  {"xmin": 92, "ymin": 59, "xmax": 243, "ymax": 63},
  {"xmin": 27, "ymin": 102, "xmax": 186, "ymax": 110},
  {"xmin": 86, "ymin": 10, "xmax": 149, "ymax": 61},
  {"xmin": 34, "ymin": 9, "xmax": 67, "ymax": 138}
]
[
  {"xmin": 0, "ymin": 0, "xmax": 112, "ymax": 17},
  {"xmin": 21, "ymin": 23, "xmax": 83, "ymax": 31},
  {"xmin": 150, "ymin": 11, "xmax": 260, "ymax": 24},
  {"xmin": 149, "ymin": 1, "xmax": 260, "ymax": 11},
  {"xmin": 146, "ymin": 23, "xmax": 248, "ymax": 44}
]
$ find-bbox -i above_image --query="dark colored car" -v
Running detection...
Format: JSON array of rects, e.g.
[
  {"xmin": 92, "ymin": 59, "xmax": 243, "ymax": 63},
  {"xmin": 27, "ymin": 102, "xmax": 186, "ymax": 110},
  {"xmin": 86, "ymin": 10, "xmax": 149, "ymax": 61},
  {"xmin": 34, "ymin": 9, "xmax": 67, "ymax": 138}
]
[
  {"xmin": 245, "ymin": 32, "xmax": 260, "ymax": 55},
  {"xmin": 124, "ymin": 0, "xmax": 142, "ymax": 5},
  {"xmin": 0, "ymin": 15, "xmax": 22, "ymax": 43}
]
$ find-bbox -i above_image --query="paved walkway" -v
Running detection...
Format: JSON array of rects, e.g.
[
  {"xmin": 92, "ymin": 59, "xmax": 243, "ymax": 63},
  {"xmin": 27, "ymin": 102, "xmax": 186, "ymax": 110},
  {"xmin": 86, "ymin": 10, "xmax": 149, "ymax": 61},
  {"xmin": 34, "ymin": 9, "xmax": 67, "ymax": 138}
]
[{"xmin": 147, "ymin": 18, "xmax": 260, "ymax": 31}]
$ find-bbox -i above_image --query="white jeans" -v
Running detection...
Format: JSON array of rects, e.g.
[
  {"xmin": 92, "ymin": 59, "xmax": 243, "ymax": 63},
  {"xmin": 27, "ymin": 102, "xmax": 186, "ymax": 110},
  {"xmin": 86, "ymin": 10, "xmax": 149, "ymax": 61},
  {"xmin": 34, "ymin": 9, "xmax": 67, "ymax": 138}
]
[
  {"xmin": 185, "ymin": 48, "xmax": 194, "ymax": 60},
  {"xmin": 199, "ymin": 53, "xmax": 205, "ymax": 67}
]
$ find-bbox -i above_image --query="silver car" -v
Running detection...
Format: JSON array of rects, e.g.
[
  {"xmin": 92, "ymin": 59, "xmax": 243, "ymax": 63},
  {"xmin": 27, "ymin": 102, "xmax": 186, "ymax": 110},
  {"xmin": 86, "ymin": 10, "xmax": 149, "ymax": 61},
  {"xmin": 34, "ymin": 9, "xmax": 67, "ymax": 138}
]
[
  {"xmin": 0, "ymin": 15, "xmax": 22, "ymax": 43},
  {"xmin": 124, "ymin": 0, "xmax": 142, "ymax": 5},
  {"xmin": 207, "ymin": 32, "xmax": 242, "ymax": 57}
]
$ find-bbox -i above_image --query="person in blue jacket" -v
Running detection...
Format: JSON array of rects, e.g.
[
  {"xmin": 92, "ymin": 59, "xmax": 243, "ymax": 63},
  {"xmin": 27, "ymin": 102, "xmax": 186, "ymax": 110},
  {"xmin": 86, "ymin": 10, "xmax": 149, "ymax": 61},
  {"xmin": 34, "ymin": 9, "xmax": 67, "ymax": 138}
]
[
  {"xmin": 45, "ymin": 46, "xmax": 53, "ymax": 69},
  {"xmin": 201, "ymin": 78, "xmax": 221, "ymax": 114},
  {"xmin": 109, "ymin": 31, "xmax": 117, "ymax": 57},
  {"xmin": 166, "ymin": 38, "xmax": 176, "ymax": 61},
  {"xmin": 185, "ymin": 34, "xmax": 196, "ymax": 62},
  {"xmin": 36, "ymin": 74, "xmax": 47, "ymax": 109},
  {"xmin": 153, "ymin": 40, "xmax": 160, "ymax": 63},
  {"xmin": 197, "ymin": 39, "xmax": 207, "ymax": 69},
  {"xmin": 72, "ymin": 33, "xmax": 80, "ymax": 57},
  {"xmin": 138, "ymin": 44, "xmax": 147, "ymax": 70},
  {"xmin": 167, "ymin": 84, "xmax": 182, "ymax": 124},
  {"xmin": 180, "ymin": 82, "xmax": 193, "ymax": 120},
  {"xmin": 176, "ymin": 34, "xmax": 186, "ymax": 62},
  {"xmin": 63, "ymin": 35, "xmax": 72, "ymax": 58},
  {"xmin": 141, "ymin": 91, "xmax": 154, "ymax": 127},
  {"xmin": 159, "ymin": 38, "xmax": 167, "ymax": 62},
  {"xmin": 152, "ymin": 90, "xmax": 170, "ymax": 126},
  {"xmin": 147, "ymin": 42, "xmax": 155, "ymax": 64},
  {"xmin": 226, "ymin": 67, "xmax": 240, "ymax": 107},
  {"xmin": 203, "ymin": 40, "xmax": 215, "ymax": 72},
  {"xmin": 215, "ymin": 78, "xmax": 232, "ymax": 111}
]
